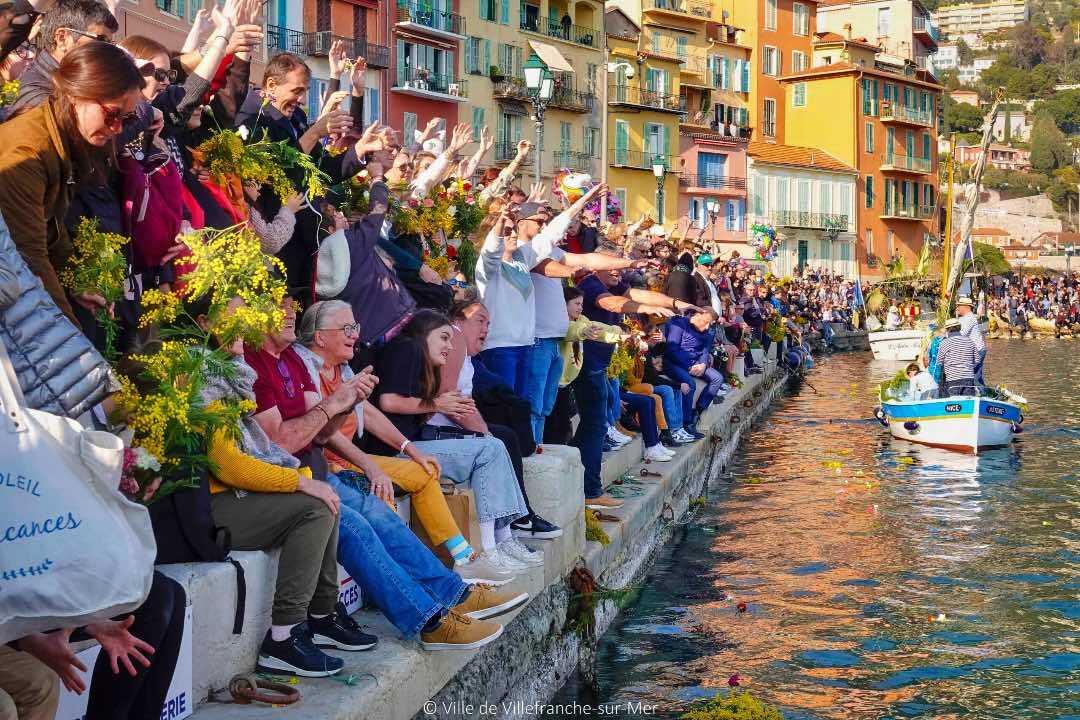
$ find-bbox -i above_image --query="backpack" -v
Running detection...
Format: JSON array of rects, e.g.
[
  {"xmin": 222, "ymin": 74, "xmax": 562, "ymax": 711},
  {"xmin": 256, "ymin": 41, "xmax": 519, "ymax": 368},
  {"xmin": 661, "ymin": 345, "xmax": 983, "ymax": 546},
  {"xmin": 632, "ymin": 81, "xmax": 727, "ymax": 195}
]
[
  {"xmin": 148, "ymin": 469, "xmax": 246, "ymax": 634},
  {"xmin": 118, "ymin": 148, "xmax": 186, "ymax": 271}
]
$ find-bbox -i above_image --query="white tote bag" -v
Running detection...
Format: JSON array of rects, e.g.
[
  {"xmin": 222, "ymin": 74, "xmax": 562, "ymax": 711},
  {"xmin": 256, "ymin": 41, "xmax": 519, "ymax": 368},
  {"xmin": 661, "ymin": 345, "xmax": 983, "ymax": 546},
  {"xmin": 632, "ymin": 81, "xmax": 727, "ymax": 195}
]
[{"xmin": 0, "ymin": 345, "xmax": 156, "ymax": 644}]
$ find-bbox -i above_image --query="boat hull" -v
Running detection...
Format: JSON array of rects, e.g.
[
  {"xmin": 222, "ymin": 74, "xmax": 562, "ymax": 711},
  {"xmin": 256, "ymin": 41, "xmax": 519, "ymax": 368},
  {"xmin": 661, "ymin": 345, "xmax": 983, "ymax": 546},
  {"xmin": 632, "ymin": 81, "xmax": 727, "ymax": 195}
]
[
  {"xmin": 869, "ymin": 329, "xmax": 925, "ymax": 362},
  {"xmin": 882, "ymin": 396, "xmax": 1021, "ymax": 454}
]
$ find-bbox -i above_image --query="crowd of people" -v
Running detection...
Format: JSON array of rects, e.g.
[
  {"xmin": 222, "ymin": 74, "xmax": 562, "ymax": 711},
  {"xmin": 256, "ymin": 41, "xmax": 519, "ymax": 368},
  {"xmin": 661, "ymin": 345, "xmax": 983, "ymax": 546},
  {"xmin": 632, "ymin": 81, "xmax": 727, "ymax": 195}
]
[
  {"xmin": 987, "ymin": 272, "xmax": 1080, "ymax": 337},
  {"xmin": 0, "ymin": 1, "xmax": 859, "ymax": 715}
]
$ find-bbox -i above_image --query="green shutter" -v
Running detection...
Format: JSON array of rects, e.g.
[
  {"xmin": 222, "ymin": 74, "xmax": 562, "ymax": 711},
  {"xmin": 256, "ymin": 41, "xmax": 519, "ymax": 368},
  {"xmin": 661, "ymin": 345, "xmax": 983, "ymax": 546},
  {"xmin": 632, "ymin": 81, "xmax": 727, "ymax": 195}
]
[
  {"xmin": 500, "ymin": 0, "xmax": 509, "ymax": 23},
  {"xmin": 396, "ymin": 41, "xmax": 406, "ymax": 84},
  {"xmin": 482, "ymin": 39, "xmax": 490, "ymax": 72}
]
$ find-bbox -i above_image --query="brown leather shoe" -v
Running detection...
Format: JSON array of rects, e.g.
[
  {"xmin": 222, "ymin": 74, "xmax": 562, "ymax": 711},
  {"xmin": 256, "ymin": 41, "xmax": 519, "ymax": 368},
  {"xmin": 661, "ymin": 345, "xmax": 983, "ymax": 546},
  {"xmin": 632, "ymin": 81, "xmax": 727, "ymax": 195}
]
[
  {"xmin": 420, "ymin": 611, "xmax": 502, "ymax": 650},
  {"xmin": 454, "ymin": 585, "xmax": 529, "ymax": 620},
  {"xmin": 585, "ymin": 493, "xmax": 624, "ymax": 510}
]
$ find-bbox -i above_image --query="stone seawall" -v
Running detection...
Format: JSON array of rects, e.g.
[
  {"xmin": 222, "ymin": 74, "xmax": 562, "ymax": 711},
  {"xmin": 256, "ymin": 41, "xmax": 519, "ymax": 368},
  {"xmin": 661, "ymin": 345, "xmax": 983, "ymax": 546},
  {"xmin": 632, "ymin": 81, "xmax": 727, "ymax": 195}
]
[{"xmin": 192, "ymin": 356, "xmax": 790, "ymax": 720}]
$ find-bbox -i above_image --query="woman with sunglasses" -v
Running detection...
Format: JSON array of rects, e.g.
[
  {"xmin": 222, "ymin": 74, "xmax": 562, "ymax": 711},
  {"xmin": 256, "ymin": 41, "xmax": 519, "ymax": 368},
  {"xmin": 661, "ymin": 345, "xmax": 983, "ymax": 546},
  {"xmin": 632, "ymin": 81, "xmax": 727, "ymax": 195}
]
[{"xmin": 0, "ymin": 41, "xmax": 143, "ymax": 320}]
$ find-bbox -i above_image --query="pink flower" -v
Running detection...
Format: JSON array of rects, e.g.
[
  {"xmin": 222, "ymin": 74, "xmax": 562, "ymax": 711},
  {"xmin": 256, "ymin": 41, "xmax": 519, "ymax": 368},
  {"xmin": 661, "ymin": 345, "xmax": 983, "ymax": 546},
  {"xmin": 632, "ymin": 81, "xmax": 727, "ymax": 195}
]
[
  {"xmin": 465, "ymin": 196, "xmax": 476, "ymax": 205},
  {"xmin": 422, "ymin": 198, "xmax": 434, "ymax": 208},
  {"xmin": 409, "ymin": 198, "xmax": 420, "ymax": 208}
]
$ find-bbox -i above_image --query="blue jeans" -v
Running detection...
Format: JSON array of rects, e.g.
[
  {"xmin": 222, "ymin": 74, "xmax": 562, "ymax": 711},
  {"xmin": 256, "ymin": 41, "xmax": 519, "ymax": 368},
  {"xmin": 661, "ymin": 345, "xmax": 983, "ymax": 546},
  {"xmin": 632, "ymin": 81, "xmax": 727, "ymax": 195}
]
[
  {"xmin": 478, "ymin": 345, "xmax": 532, "ymax": 397},
  {"xmin": 571, "ymin": 368, "xmax": 608, "ymax": 499},
  {"xmin": 523, "ymin": 337, "xmax": 563, "ymax": 444},
  {"xmin": 407, "ymin": 437, "xmax": 528, "ymax": 525},
  {"xmin": 327, "ymin": 473, "xmax": 467, "ymax": 637},
  {"xmin": 619, "ymin": 391, "xmax": 660, "ymax": 447},
  {"xmin": 607, "ymin": 377, "xmax": 621, "ymax": 428},
  {"xmin": 664, "ymin": 362, "xmax": 725, "ymax": 415},
  {"xmin": 652, "ymin": 384, "xmax": 682, "ymax": 429}
]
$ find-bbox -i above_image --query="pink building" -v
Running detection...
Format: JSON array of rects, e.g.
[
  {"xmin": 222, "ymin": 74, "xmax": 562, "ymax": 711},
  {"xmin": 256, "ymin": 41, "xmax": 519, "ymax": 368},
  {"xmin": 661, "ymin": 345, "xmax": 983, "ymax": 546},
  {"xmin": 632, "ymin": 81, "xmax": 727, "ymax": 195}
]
[
  {"xmin": 676, "ymin": 128, "xmax": 749, "ymax": 245},
  {"xmin": 955, "ymin": 142, "xmax": 1031, "ymax": 172}
]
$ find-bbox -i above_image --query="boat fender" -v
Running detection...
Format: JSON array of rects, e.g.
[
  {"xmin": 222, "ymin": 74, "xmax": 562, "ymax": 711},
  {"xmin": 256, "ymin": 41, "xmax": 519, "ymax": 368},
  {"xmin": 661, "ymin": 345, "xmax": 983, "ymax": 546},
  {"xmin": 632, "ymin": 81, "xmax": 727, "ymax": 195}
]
[
  {"xmin": 873, "ymin": 406, "xmax": 889, "ymax": 427},
  {"xmin": 1011, "ymin": 422, "xmax": 1023, "ymax": 434},
  {"xmin": 903, "ymin": 420, "xmax": 920, "ymax": 434},
  {"xmin": 1018, "ymin": 413, "xmax": 1024, "ymax": 425}
]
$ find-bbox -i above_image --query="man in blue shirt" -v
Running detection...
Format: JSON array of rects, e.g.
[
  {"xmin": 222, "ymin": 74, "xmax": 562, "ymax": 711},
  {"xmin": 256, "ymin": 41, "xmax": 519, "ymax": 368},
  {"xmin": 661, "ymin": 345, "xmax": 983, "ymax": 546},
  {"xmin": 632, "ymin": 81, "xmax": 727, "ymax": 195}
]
[{"xmin": 573, "ymin": 265, "xmax": 695, "ymax": 509}]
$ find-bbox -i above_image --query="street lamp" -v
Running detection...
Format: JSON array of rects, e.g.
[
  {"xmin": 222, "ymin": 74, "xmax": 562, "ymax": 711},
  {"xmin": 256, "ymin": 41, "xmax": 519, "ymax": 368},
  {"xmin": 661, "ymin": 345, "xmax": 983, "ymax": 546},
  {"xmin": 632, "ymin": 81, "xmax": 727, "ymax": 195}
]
[
  {"xmin": 523, "ymin": 52, "xmax": 554, "ymax": 185},
  {"xmin": 1067, "ymin": 244, "xmax": 1076, "ymax": 274},
  {"xmin": 707, "ymin": 199, "xmax": 720, "ymax": 245},
  {"xmin": 652, "ymin": 160, "xmax": 666, "ymax": 226}
]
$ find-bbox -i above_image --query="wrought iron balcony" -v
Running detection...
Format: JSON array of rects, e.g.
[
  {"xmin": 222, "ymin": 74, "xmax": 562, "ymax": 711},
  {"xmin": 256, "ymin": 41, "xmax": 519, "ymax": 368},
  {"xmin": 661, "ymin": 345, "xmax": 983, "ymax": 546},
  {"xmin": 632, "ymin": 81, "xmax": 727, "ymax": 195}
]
[
  {"xmin": 492, "ymin": 79, "xmax": 528, "ymax": 101},
  {"xmin": 266, "ymin": 25, "xmax": 307, "ymax": 56},
  {"xmin": 770, "ymin": 211, "xmax": 850, "ymax": 231},
  {"xmin": 608, "ymin": 84, "xmax": 684, "ymax": 113},
  {"xmin": 396, "ymin": 1, "xmax": 466, "ymax": 38},
  {"xmin": 881, "ymin": 152, "xmax": 933, "ymax": 174},
  {"xmin": 641, "ymin": 0, "xmax": 712, "ymax": 20},
  {"xmin": 549, "ymin": 86, "xmax": 594, "ymax": 113},
  {"xmin": 609, "ymin": 149, "xmax": 678, "ymax": 171},
  {"xmin": 678, "ymin": 173, "xmax": 747, "ymax": 191},
  {"xmin": 880, "ymin": 102, "xmax": 934, "ymax": 127},
  {"xmin": 305, "ymin": 32, "xmax": 391, "ymax": 69},
  {"xmin": 393, "ymin": 68, "xmax": 468, "ymax": 100},
  {"xmin": 882, "ymin": 204, "xmax": 935, "ymax": 220},
  {"xmin": 520, "ymin": 15, "xmax": 602, "ymax": 48},
  {"xmin": 553, "ymin": 149, "xmax": 593, "ymax": 172}
]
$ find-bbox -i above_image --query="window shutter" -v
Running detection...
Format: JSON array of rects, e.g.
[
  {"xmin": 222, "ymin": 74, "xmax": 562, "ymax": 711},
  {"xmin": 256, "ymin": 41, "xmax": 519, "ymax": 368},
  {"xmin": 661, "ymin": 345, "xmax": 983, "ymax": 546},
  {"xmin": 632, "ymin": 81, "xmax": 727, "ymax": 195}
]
[
  {"xmin": 922, "ymin": 133, "xmax": 930, "ymax": 159},
  {"xmin": 396, "ymin": 41, "xmax": 406, "ymax": 84},
  {"xmin": 721, "ymin": 57, "xmax": 729, "ymax": 90},
  {"xmin": 483, "ymin": 39, "xmax": 491, "ymax": 72},
  {"xmin": 742, "ymin": 60, "xmax": 750, "ymax": 90},
  {"xmin": 753, "ymin": 175, "xmax": 765, "ymax": 216},
  {"xmin": 500, "ymin": 0, "xmax": 509, "ymax": 24}
]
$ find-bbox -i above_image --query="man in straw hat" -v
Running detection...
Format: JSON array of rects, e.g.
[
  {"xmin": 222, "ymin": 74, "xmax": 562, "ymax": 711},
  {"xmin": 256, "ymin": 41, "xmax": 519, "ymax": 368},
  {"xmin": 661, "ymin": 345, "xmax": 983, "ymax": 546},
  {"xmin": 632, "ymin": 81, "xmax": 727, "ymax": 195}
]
[
  {"xmin": 933, "ymin": 317, "xmax": 980, "ymax": 397},
  {"xmin": 954, "ymin": 295, "xmax": 986, "ymax": 382}
]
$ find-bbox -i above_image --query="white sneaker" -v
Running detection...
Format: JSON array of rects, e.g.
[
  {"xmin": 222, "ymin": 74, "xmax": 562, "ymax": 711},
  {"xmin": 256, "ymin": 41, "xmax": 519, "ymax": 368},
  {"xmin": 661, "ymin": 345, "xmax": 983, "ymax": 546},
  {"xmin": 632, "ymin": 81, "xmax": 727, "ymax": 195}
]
[
  {"xmin": 454, "ymin": 552, "xmax": 515, "ymax": 586},
  {"xmin": 673, "ymin": 429, "xmax": 695, "ymax": 443},
  {"xmin": 488, "ymin": 547, "xmax": 528, "ymax": 573},
  {"xmin": 607, "ymin": 428, "xmax": 632, "ymax": 445},
  {"xmin": 497, "ymin": 538, "xmax": 544, "ymax": 567},
  {"xmin": 644, "ymin": 444, "xmax": 674, "ymax": 462},
  {"xmin": 720, "ymin": 383, "xmax": 732, "ymax": 392}
]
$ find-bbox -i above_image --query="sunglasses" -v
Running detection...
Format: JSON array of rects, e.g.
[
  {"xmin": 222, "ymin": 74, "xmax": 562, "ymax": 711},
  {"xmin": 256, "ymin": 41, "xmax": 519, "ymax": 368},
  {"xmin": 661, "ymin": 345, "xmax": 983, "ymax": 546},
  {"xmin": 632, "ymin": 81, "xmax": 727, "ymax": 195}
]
[
  {"xmin": 446, "ymin": 279, "xmax": 469, "ymax": 288},
  {"xmin": 276, "ymin": 358, "xmax": 296, "ymax": 399},
  {"xmin": 97, "ymin": 102, "xmax": 138, "ymax": 129},
  {"xmin": 63, "ymin": 27, "xmax": 111, "ymax": 43},
  {"xmin": 140, "ymin": 65, "xmax": 177, "ymax": 83}
]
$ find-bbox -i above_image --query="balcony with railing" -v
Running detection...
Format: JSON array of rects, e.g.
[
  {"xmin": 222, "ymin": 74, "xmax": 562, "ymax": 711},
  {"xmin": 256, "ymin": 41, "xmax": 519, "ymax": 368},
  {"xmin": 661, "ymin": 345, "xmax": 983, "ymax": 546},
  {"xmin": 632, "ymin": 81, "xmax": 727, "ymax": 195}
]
[
  {"xmin": 492, "ymin": 79, "xmax": 528, "ymax": 101},
  {"xmin": 495, "ymin": 142, "xmax": 533, "ymax": 164},
  {"xmin": 396, "ymin": 1, "xmax": 466, "ymax": 39},
  {"xmin": 392, "ymin": 68, "xmax": 468, "ymax": 101},
  {"xmin": 266, "ymin": 25, "xmax": 308, "ymax": 56},
  {"xmin": 641, "ymin": 0, "xmax": 711, "ymax": 20},
  {"xmin": 881, "ymin": 152, "xmax": 933, "ymax": 174},
  {"xmin": 519, "ymin": 15, "xmax": 602, "ymax": 49},
  {"xmin": 608, "ymin": 84, "xmax": 683, "ymax": 114},
  {"xmin": 880, "ymin": 102, "xmax": 934, "ymax": 127},
  {"xmin": 552, "ymin": 149, "xmax": 593, "ymax": 172},
  {"xmin": 771, "ymin": 210, "xmax": 850, "ymax": 231},
  {"xmin": 549, "ymin": 86, "xmax": 594, "ymax": 113},
  {"xmin": 306, "ymin": 32, "xmax": 390, "ymax": 68},
  {"xmin": 610, "ymin": 149, "xmax": 678, "ymax": 171},
  {"xmin": 882, "ymin": 204, "xmax": 935, "ymax": 220},
  {"xmin": 912, "ymin": 15, "xmax": 940, "ymax": 43},
  {"xmin": 678, "ymin": 173, "xmax": 747, "ymax": 193}
]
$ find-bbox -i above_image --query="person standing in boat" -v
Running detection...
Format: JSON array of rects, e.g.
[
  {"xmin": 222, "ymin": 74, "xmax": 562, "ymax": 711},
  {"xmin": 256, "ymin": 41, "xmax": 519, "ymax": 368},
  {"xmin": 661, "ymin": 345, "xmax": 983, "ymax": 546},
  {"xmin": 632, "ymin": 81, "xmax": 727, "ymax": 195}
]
[
  {"xmin": 934, "ymin": 318, "xmax": 980, "ymax": 397},
  {"xmin": 955, "ymin": 296, "xmax": 986, "ymax": 381}
]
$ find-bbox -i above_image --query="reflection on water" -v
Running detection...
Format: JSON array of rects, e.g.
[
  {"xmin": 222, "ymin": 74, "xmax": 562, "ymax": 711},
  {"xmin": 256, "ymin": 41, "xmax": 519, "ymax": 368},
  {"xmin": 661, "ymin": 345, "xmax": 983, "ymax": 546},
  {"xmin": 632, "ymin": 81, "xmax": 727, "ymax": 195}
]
[{"xmin": 558, "ymin": 340, "xmax": 1080, "ymax": 719}]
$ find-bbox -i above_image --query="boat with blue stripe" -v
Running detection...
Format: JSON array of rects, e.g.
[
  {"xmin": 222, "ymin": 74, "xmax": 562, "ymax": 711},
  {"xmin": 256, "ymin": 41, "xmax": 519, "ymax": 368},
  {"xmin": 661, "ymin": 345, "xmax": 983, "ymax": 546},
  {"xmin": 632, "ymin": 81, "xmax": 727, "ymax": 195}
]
[{"xmin": 877, "ymin": 392, "xmax": 1025, "ymax": 454}]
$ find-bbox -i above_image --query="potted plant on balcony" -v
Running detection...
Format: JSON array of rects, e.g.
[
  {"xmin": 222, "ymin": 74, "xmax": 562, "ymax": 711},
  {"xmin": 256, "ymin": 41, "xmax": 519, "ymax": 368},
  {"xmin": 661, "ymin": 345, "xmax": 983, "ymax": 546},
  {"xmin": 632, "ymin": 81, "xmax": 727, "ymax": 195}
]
[
  {"xmin": 489, "ymin": 65, "xmax": 505, "ymax": 82},
  {"xmin": 867, "ymin": 253, "xmax": 880, "ymax": 269}
]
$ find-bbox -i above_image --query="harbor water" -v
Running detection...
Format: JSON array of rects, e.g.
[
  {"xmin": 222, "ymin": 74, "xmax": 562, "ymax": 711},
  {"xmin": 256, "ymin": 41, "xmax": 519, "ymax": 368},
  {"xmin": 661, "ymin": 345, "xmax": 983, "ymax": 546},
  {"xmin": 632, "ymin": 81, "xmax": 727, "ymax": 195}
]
[{"xmin": 557, "ymin": 340, "xmax": 1079, "ymax": 719}]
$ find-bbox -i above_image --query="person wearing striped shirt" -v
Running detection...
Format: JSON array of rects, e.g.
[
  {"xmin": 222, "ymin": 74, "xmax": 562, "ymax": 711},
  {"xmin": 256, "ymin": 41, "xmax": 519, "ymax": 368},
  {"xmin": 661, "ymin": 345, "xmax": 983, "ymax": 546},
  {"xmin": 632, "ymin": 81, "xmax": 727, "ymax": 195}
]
[
  {"xmin": 934, "ymin": 318, "xmax": 980, "ymax": 397},
  {"xmin": 956, "ymin": 296, "xmax": 986, "ymax": 381}
]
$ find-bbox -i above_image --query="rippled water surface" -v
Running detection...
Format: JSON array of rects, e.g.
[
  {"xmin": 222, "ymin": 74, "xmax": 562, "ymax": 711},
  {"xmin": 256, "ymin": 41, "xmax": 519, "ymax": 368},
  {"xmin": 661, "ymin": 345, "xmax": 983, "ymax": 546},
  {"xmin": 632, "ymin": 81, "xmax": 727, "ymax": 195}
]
[{"xmin": 558, "ymin": 340, "xmax": 1079, "ymax": 719}]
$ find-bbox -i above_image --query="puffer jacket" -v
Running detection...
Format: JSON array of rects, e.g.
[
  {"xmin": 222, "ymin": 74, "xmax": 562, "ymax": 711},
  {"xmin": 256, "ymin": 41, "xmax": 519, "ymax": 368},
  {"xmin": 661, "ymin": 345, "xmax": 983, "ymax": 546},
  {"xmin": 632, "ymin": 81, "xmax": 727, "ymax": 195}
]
[{"xmin": 0, "ymin": 213, "xmax": 114, "ymax": 418}]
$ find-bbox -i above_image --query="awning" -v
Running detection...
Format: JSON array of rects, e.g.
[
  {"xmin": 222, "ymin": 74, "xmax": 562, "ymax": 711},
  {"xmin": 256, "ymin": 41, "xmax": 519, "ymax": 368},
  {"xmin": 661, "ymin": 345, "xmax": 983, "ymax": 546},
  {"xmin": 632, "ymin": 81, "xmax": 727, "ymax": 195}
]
[
  {"xmin": 528, "ymin": 39, "xmax": 574, "ymax": 73},
  {"xmin": 497, "ymin": 100, "xmax": 529, "ymax": 116}
]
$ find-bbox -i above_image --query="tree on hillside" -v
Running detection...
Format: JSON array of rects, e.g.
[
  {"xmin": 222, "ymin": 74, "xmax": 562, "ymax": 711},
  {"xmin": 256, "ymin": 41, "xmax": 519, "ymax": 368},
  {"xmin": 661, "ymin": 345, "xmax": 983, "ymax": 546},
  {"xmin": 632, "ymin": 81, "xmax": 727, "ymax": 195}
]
[
  {"xmin": 978, "ymin": 58, "xmax": 1020, "ymax": 100},
  {"xmin": 945, "ymin": 98, "xmax": 985, "ymax": 133},
  {"xmin": 1035, "ymin": 89, "xmax": 1080, "ymax": 133},
  {"xmin": 1009, "ymin": 22, "xmax": 1049, "ymax": 69},
  {"xmin": 1030, "ymin": 111, "xmax": 1073, "ymax": 172},
  {"xmin": 1047, "ymin": 166, "xmax": 1080, "ymax": 211},
  {"xmin": 1047, "ymin": 30, "xmax": 1078, "ymax": 65},
  {"xmin": 956, "ymin": 37, "xmax": 975, "ymax": 65},
  {"xmin": 970, "ymin": 242, "xmax": 1012, "ymax": 276}
]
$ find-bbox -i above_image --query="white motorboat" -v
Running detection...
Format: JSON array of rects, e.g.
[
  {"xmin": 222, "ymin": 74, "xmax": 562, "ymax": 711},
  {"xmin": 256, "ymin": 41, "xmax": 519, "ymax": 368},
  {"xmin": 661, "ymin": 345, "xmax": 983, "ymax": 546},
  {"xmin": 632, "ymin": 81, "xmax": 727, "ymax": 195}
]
[
  {"xmin": 877, "ymin": 393, "xmax": 1024, "ymax": 454},
  {"xmin": 868, "ymin": 328, "xmax": 926, "ymax": 362}
]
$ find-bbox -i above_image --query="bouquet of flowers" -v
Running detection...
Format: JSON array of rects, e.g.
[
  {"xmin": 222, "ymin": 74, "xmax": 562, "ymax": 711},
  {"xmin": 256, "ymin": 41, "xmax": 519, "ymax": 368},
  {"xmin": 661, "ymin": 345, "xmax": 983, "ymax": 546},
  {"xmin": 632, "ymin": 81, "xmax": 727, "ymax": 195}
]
[
  {"xmin": 447, "ymin": 179, "xmax": 485, "ymax": 239},
  {"xmin": 395, "ymin": 190, "xmax": 454, "ymax": 244},
  {"xmin": 0, "ymin": 80, "xmax": 18, "ymax": 107},
  {"xmin": 112, "ymin": 341, "xmax": 253, "ymax": 503},
  {"xmin": 140, "ymin": 225, "xmax": 288, "ymax": 346},
  {"xmin": 455, "ymin": 236, "xmax": 479, "ymax": 284},
  {"xmin": 59, "ymin": 218, "xmax": 128, "ymax": 359},
  {"xmin": 750, "ymin": 222, "xmax": 778, "ymax": 262},
  {"xmin": 338, "ymin": 170, "xmax": 373, "ymax": 219},
  {"xmin": 765, "ymin": 314, "xmax": 787, "ymax": 343}
]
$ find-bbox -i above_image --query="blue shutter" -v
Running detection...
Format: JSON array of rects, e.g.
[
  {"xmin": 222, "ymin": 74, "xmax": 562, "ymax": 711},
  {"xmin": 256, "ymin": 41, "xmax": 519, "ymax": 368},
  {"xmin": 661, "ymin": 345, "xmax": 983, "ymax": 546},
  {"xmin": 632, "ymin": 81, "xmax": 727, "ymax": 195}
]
[{"xmin": 500, "ymin": 0, "xmax": 509, "ymax": 23}]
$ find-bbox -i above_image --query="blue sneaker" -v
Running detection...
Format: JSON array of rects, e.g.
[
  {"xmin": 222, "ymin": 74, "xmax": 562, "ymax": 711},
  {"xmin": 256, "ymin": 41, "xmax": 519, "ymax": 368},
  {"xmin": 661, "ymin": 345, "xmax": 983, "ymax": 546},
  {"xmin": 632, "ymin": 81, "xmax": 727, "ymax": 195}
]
[{"xmin": 257, "ymin": 621, "xmax": 344, "ymax": 677}]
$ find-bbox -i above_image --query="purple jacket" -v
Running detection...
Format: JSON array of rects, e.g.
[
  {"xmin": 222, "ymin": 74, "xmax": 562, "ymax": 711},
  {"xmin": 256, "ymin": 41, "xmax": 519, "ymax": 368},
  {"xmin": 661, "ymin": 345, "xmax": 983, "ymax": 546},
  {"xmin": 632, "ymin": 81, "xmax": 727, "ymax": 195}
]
[{"xmin": 663, "ymin": 316, "xmax": 714, "ymax": 369}]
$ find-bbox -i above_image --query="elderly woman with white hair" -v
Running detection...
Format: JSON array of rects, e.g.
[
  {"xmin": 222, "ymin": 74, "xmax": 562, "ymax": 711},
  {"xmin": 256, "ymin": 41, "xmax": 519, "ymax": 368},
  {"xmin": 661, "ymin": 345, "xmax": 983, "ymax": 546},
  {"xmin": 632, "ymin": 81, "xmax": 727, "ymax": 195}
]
[{"xmin": 293, "ymin": 299, "xmax": 516, "ymax": 586}]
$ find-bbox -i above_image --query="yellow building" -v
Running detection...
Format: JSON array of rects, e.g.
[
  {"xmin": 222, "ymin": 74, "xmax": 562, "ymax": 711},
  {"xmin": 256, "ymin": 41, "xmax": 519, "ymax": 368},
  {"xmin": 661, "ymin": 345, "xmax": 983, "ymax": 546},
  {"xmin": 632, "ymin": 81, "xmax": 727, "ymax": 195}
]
[
  {"xmin": 459, "ymin": 0, "xmax": 605, "ymax": 180},
  {"xmin": 601, "ymin": 6, "xmax": 683, "ymax": 226},
  {"xmin": 781, "ymin": 34, "xmax": 943, "ymax": 276}
]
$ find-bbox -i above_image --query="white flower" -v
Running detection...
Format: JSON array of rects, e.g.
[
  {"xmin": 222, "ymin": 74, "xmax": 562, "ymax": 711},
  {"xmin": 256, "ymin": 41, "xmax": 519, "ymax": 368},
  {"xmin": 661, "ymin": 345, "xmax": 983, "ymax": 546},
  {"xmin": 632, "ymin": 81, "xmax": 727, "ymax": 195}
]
[
  {"xmin": 133, "ymin": 447, "xmax": 161, "ymax": 472},
  {"xmin": 447, "ymin": 205, "xmax": 457, "ymax": 217},
  {"xmin": 237, "ymin": 126, "xmax": 249, "ymax": 141}
]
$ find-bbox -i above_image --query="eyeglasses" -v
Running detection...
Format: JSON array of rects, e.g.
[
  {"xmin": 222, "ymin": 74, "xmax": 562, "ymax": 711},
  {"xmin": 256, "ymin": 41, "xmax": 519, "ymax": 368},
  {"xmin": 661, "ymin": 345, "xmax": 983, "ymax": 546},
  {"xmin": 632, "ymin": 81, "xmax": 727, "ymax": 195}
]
[
  {"xmin": 446, "ymin": 279, "xmax": 469, "ymax": 289},
  {"xmin": 97, "ymin": 102, "xmax": 138, "ymax": 129},
  {"xmin": 276, "ymin": 357, "xmax": 296, "ymax": 399},
  {"xmin": 320, "ymin": 323, "xmax": 361, "ymax": 339},
  {"xmin": 13, "ymin": 43, "xmax": 34, "ymax": 60},
  {"xmin": 140, "ymin": 65, "xmax": 177, "ymax": 83},
  {"xmin": 63, "ymin": 27, "xmax": 111, "ymax": 43}
]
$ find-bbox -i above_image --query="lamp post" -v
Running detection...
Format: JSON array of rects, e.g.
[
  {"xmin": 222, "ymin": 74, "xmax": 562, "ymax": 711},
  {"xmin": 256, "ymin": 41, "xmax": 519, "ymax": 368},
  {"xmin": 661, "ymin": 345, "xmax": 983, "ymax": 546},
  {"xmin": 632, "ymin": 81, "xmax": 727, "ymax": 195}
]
[
  {"xmin": 652, "ymin": 160, "xmax": 666, "ymax": 226},
  {"xmin": 523, "ymin": 52, "xmax": 554, "ymax": 186},
  {"xmin": 1067, "ymin": 244, "xmax": 1076, "ymax": 274},
  {"xmin": 707, "ymin": 199, "xmax": 720, "ymax": 246}
]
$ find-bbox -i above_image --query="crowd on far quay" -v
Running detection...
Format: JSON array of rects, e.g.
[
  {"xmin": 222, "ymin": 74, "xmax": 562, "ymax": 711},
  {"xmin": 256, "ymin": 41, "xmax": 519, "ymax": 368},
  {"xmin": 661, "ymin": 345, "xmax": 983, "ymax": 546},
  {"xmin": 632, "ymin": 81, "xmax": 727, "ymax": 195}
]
[
  {"xmin": 987, "ymin": 272, "xmax": 1080, "ymax": 337},
  {"xmin": 0, "ymin": 1, "xmax": 859, "ymax": 716}
]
